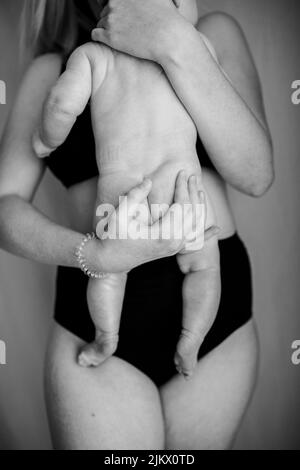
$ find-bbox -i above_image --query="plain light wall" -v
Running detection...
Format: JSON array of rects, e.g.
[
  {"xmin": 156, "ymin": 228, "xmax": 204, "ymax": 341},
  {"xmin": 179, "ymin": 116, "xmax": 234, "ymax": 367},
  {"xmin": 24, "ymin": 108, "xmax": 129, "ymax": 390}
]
[{"xmin": 0, "ymin": 0, "xmax": 300, "ymax": 450}]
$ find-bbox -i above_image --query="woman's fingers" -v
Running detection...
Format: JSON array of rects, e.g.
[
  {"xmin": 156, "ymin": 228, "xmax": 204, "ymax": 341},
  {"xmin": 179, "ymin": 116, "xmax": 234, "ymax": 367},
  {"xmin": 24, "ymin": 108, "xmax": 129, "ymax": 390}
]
[
  {"xmin": 127, "ymin": 178, "xmax": 152, "ymax": 203},
  {"xmin": 97, "ymin": 17, "xmax": 109, "ymax": 29},
  {"xmin": 188, "ymin": 175, "xmax": 198, "ymax": 234},
  {"xmin": 188, "ymin": 175, "xmax": 203, "ymax": 235},
  {"xmin": 96, "ymin": 3, "xmax": 111, "ymax": 29},
  {"xmin": 174, "ymin": 171, "xmax": 193, "ymax": 240},
  {"xmin": 176, "ymin": 173, "xmax": 206, "ymax": 249},
  {"xmin": 174, "ymin": 170, "xmax": 190, "ymax": 205},
  {"xmin": 172, "ymin": 0, "xmax": 182, "ymax": 8},
  {"xmin": 204, "ymin": 225, "xmax": 221, "ymax": 241},
  {"xmin": 92, "ymin": 28, "xmax": 109, "ymax": 45},
  {"xmin": 155, "ymin": 172, "xmax": 205, "ymax": 252},
  {"xmin": 158, "ymin": 203, "xmax": 182, "ymax": 247},
  {"xmin": 99, "ymin": 4, "xmax": 110, "ymax": 19},
  {"xmin": 188, "ymin": 175, "xmax": 199, "ymax": 207},
  {"xmin": 122, "ymin": 178, "xmax": 152, "ymax": 217}
]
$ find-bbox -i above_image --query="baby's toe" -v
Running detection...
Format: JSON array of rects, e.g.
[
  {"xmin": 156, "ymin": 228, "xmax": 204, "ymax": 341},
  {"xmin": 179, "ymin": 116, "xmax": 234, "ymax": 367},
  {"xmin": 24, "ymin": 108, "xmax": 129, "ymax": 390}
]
[
  {"xmin": 78, "ymin": 345, "xmax": 104, "ymax": 368},
  {"xmin": 78, "ymin": 351, "xmax": 93, "ymax": 368}
]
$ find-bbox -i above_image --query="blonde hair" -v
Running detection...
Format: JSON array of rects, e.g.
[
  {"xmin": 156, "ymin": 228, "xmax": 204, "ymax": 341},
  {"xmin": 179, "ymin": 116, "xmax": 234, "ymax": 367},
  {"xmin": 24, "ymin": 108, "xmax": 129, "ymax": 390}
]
[{"xmin": 20, "ymin": 0, "xmax": 94, "ymax": 59}]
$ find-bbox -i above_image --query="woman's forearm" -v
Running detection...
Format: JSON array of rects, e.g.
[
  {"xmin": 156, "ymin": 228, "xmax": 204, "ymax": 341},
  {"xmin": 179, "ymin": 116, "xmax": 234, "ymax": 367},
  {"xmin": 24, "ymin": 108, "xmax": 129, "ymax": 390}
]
[
  {"xmin": 157, "ymin": 23, "xmax": 273, "ymax": 196},
  {"xmin": 0, "ymin": 194, "xmax": 101, "ymax": 270}
]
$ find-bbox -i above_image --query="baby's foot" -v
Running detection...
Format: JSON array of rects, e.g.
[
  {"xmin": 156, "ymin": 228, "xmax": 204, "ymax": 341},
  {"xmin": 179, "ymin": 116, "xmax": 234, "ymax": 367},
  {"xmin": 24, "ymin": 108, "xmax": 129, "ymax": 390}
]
[{"xmin": 78, "ymin": 332, "xmax": 119, "ymax": 368}]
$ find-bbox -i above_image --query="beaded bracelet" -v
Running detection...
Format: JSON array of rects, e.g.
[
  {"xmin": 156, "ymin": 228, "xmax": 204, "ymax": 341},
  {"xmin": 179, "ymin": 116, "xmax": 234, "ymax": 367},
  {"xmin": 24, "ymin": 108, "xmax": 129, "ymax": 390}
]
[{"xmin": 75, "ymin": 232, "xmax": 109, "ymax": 279}]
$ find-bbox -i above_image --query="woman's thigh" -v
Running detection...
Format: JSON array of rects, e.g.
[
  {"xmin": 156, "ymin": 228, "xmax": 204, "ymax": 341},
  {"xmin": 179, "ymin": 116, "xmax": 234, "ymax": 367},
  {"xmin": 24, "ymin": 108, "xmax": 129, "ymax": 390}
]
[
  {"xmin": 159, "ymin": 319, "xmax": 259, "ymax": 450},
  {"xmin": 45, "ymin": 322, "xmax": 165, "ymax": 450}
]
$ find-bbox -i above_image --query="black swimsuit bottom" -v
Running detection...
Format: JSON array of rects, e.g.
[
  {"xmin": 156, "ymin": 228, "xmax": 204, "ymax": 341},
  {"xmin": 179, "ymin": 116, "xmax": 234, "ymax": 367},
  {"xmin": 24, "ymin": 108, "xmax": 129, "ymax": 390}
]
[
  {"xmin": 53, "ymin": 236, "xmax": 253, "ymax": 386},
  {"xmin": 45, "ymin": 16, "xmax": 253, "ymax": 387}
]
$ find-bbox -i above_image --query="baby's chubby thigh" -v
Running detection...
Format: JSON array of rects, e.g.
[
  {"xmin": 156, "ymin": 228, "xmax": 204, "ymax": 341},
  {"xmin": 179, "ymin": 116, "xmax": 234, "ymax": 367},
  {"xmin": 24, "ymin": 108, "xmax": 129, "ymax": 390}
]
[{"xmin": 177, "ymin": 244, "xmax": 216, "ymax": 275}]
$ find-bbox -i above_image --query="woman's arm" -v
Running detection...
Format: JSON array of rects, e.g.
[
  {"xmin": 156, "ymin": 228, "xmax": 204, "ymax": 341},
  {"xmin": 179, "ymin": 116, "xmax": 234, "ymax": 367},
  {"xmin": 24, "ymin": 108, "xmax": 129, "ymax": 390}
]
[
  {"xmin": 157, "ymin": 13, "xmax": 274, "ymax": 197},
  {"xmin": 92, "ymin": 1, "xmax": 274, "ymax": 196},
  {"xmin": 0, "ymin": 54, "xmax": 100, "ymax": 269}
]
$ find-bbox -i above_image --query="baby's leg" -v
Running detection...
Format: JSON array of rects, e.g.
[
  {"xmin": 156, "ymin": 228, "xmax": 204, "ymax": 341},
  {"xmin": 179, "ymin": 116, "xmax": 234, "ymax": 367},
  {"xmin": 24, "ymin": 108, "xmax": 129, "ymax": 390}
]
[
  {"xmin": 78, "ymin": 273, "xmax": 127, "ymax": 367},
  {"xmin": 175, "ymin": 235, "xmax": 221, "ymax": 379},
  {"xmin": 78, "ymin": 172, "xmax": 156, "ymax": 367}
]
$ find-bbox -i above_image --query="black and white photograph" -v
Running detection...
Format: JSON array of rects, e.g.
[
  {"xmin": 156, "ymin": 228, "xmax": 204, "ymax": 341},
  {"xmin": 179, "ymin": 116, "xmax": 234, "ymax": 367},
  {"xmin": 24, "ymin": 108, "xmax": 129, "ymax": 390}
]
[{"xmin": 0, "ymin": 0, "xmax": 299, "ymax": 452}]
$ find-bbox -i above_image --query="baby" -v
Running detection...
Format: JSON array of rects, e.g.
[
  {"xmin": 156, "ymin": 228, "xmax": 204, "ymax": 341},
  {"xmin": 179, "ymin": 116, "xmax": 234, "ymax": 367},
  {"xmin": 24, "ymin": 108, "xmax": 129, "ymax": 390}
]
[{"xmin": 33, "ymin": 0, "xmax": 221, "ymax": 379}]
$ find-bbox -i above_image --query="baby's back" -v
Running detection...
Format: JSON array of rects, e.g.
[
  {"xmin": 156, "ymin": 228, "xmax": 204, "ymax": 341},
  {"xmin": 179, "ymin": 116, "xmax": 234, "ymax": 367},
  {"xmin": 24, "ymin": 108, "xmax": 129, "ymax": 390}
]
[{"xmin": 90, "ymin": 44, "xmax": 201, "ymax": 212}]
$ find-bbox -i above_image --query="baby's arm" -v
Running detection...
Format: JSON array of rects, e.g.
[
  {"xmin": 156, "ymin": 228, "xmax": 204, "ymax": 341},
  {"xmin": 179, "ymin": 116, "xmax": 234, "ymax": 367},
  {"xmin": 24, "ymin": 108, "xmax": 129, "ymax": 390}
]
[{"xmin": 32, "ymin": 44, "xmax": 106, "ymax": 158}]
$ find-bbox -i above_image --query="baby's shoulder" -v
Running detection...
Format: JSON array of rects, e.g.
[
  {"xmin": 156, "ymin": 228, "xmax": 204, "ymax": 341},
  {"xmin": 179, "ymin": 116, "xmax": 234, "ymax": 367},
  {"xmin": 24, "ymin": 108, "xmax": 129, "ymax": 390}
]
[
  {"xmin": 70, "ymin": 42, "xmax": 112, "ymax": 66},
  {"xmin": 65, "ymin": 43, "xmax": 111, "ymax": 86}
]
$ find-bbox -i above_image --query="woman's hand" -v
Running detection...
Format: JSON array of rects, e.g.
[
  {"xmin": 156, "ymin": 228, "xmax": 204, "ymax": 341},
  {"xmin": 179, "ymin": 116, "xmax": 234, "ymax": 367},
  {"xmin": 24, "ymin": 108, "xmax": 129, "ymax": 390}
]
[
  {"xmin": 92, "ymin": 0, "xmax": 186, "ymax": 63},
  {"xmin": 85, "ymin": 171, "xmax": 206, "ymax": 275}
]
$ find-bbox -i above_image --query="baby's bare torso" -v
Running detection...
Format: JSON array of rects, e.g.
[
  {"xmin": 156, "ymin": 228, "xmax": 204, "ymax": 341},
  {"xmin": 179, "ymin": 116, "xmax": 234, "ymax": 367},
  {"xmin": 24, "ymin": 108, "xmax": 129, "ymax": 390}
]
[
  {"xmin": 81, "ymin": 43, "xmax": 235, "ymax": 234},
  {"xmin": 91, "ymin": 45, "xmax": 200, "ymax": 211}
]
